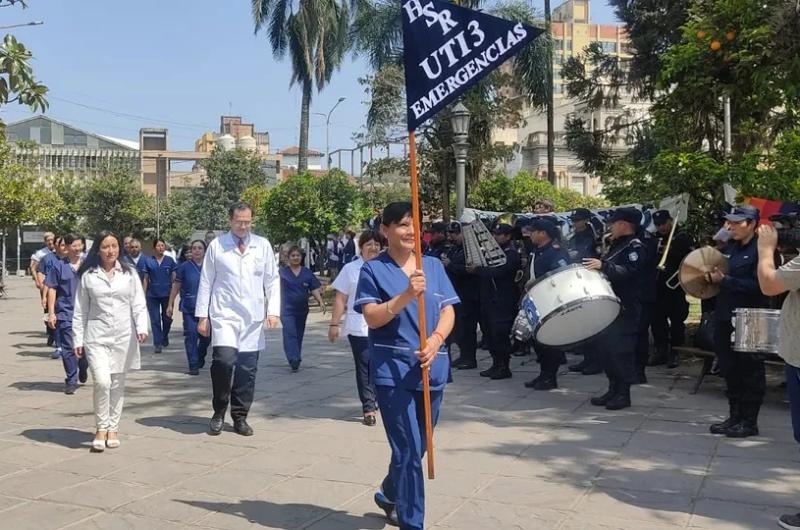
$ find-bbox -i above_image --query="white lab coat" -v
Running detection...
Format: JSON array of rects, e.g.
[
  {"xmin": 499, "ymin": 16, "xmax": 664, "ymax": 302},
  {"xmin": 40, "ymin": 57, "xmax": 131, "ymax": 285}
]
[
  {"xmin": 73, "ymin": 262, "xmax": 149, "ymax": 374},
  {"xmin": 195, "ymin": 232, "xmax": 280, "ymax": 351}
]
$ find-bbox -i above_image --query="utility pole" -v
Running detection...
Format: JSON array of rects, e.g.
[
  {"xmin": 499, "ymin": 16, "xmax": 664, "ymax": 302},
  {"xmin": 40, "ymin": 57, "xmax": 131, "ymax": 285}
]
[
  {"xmin": 544, "ymin": 0, "xmax": 555, "ymax": 185},
  {"xmin": 314, "ymin": 97, "xmax": 345, "ymax": 169}
]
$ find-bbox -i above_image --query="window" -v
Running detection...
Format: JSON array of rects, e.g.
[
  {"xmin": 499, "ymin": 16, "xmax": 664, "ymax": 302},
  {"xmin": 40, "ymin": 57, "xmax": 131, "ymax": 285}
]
[
  {"xmin": 600, "ymin": 41, "xmax": 618, "ymax": 53},
  {"xmin": 565, "ymin": 39, "xmax": 572, "ymax": 51},
  {"xmin": 554, "ymin": 55, "xmax": 563, "ymax": 65},
  {"xmin": 571, "ymin": 176, "xmax": 587, "ymax": 194},
  {"xmin": 553, "ymin": 84, "xmax": 564, "ymax": 94}
]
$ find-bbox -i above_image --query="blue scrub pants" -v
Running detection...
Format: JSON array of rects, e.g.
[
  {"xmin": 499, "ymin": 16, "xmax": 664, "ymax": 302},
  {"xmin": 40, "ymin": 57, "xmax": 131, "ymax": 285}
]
[
  {"xmin": 58, "ymin": 322, "xmax": 88, "ymax": 386},
  {"xmin": 182, "ymin": 312, "xmax": 210, "ymax": 371},
  {"xmin": 281, "ymin": 312, "xmax": 308, "ymax": 366},
  {"xmin": 347, "ymin": 335, "xmax": 377, "ymax": 413},
  {"xmin": 54, "ymin": 326, "xmax": 62, "ymax": 352},
  {"xmin": 786, "ymin": 364, "xmax": 800, "ymax": 444},
  {"xmin": 377, "ymin": 385, "xmax": 443, "ymax": 530},
  {"xmin": 146, "ymin": 296, "xmax": 173, "ymax": 347}
]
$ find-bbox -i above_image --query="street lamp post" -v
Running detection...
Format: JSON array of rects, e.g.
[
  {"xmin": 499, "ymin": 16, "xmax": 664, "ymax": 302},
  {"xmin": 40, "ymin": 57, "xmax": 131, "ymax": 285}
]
[
  {"xmin": 314, "ymin": 97, "xmax": 346, "ymax": 170},
  {"xmin": 450, "ymin": 100, "xmax": 471, "ymax": 220}
]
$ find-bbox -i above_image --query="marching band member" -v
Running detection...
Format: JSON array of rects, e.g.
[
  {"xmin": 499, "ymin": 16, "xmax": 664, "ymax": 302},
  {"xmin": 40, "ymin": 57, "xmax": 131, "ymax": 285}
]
[
  {"xmin": 584, "ymin": 208, "xmax": 647, "ymax": 410},
  {"xmin": 354, "ymin": 202, "xmax": 458, "ymax": 530},
  {"xmin": 442, "ymin": 222, "xmax": 479, "ymax": 370},
  {"xmin": 707, "ymin": 205, "xmax": 769, "ymax": 438},
  {"xmin": 523, "ymin": 218, "xmax": 570, "ymax": 390},
  {"xmin": 635, "ymin": 218, "xmax": 658, "ymax": 384},
  {"xmin": 648, "ymin": 210, "xmax": 694, "ymax": 368}
]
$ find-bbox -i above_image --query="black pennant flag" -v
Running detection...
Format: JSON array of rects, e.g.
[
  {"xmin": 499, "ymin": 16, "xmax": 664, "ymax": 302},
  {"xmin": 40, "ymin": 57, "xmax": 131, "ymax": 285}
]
[{"xmin": 402, "ymin": 0, "xmax": 544, "ymax": 131}]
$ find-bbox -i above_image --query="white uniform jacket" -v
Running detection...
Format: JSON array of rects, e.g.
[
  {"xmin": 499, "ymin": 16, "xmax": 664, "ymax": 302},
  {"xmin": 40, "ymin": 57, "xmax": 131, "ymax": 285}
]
[
  {"xmin": 73, "ymin": 262, "xmax": 149, "ymax": 374},
  {"xmin": 195, "ymin": 232, "xmax": 280, "ymax": 351}
]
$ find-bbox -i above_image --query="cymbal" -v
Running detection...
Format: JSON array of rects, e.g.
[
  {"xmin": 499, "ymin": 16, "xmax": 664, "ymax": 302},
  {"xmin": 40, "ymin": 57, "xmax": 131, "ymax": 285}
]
[{"xmin": 679, "ymin": 246, "xmax": 729, "ymax": 299}]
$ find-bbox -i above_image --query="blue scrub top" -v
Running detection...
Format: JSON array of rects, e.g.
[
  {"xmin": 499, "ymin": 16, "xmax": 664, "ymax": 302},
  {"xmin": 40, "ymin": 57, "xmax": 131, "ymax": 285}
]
[
  {"xmin": 44, "ymin": 258, "xmax": 80, "ymax": 322},
  {"xmin": 174, "ymin": 260, "xmax": 202, "ymax": 315},
  {"xmin": 280, "ymin": 266, "xmax": 321, "ymax": 316},
  {"xmin": 39, "ymin": 252, "xmax": 59, "ymax": 277},
  {"xmin": 355, "ymin": 253, "xmax": 460, "ymax": 391},
  {"xmin": 139, "ymin": 255, "xmax": 176, "ymax": 298}
]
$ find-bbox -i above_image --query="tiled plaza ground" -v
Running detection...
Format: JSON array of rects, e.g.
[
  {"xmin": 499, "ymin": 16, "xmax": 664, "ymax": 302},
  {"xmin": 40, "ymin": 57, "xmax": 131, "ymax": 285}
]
[{"xmin": 0, "ymin": 275, "xmax": 798, "ymax": 529}]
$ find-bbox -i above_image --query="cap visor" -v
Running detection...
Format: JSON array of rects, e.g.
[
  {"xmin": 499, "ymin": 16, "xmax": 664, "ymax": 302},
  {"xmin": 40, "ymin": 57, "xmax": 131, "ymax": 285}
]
[{"xmin": 724, "ymin": 214, "xmax": 747, "ymax": 222}]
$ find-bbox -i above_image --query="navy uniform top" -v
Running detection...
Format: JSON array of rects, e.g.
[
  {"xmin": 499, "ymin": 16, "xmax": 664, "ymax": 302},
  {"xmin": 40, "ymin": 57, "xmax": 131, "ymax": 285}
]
[
  {"xmin": 638, "ymin": 230, "xmax": 659, "ymax": 305},
  {"xmin": 280, "ymin": 266, "xmax": 321, "ymax": 316},
  {"xmin": 533, "ymin": 242, "xmax": 570, "ymax": 279},
  {"xmin": 423, "ymin": 240, "xmax": 449, "ymax": 259},
  {"xmin": 476, "ymin": 244, "xmax": 520, "ymax": 322},
  {"xmin": 174, "ymin": 260, "xmax": 203, "ymax": 315},
  {"xmin": 443, "ymin": 244, "xmax": 478, "ymax": 302},
  {"xmin": 714, "ymin": 237, "xmax": 769, "ymax": 322},
  {"xmin": 39, "ymin": 251, "xmax": 61, "ymax": 278},
  {"xmin": 656, "ymin": 230, "xmax": 694, "ymax": 286},
  {"xmin": 342, "ymin": 238, "xmax": 356, "ymax": 264},
  {"xmin": 355, "ymin": 253, "xmax": 459, "ymax": 391},
  {"xmin": 44, "ymin": 258, "xmax": 81, "ymax": 322},
  {"xmin": 601, "ymin": 234, "xmax": 646, "ymax": 313},
  {"xmin": 568, "ymin": 227, "xmax": 599, "ymax": 262},
  {"xmin": 139, "ymin": 255, "xmax": 177, "ymax": 298}
]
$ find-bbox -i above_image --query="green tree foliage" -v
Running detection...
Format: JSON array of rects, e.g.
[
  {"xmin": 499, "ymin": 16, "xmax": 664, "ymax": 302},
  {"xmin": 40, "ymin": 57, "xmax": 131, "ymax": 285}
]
[
  {"xmin": 80, "ymin": 167, "xmax": 153, "ymax": 237},
  {"xmin": 45, "ymin": 172, "xmax": 84, "ymax": 235},
  {"xmin": 468, "ymin": 171, "xmax": 607, "ymax": 213},
  {"xmin": 195, "ymin": 147, "xmax": 268, "ymax": 231},
  {"xmin": 0, "ymin": 34, "xmax": 48, "ymax": 119},
  {"xmin": 262, "ymin": 171, "xmax": 370, "ymax": 244},
  {"xmin": 252, "ymin": 0, "xmax": 350, "ymax": 172},
  {"xmin": 0, "ymin": 140, "xmax": 54, "ymax": 231},
  {"xmin": 158, "ymin": 189, "xmax": 198, "ymax": 248}
]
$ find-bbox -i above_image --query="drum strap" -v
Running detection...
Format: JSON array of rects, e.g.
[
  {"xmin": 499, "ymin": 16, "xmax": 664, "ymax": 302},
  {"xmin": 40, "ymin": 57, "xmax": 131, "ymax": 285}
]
[{"xmin": 604, "ymin": 238, "xmax": 642, "ymax": 262}]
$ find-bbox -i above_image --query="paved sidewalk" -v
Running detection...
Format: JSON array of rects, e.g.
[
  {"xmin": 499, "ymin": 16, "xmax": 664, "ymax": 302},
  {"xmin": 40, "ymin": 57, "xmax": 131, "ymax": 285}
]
[{"xmin": 0, "ymin": 275, "xmax": 798, "ymax": 529}]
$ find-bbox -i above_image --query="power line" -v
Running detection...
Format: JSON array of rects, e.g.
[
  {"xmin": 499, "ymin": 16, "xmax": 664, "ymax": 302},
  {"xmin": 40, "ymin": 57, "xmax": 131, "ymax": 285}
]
[{"xmin": 50, "ymin": 96, "xmax": 215, "ymax": 131}]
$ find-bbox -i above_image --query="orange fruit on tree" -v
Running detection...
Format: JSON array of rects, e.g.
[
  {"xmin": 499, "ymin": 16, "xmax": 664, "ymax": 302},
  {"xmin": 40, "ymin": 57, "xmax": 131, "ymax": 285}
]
[
  {"xmin": 697, "ymin": 30, "xmax": 707, "ymax": 39},
  {"xmin": 726, "ymin": 31, "xmax": 736, "ymax": 41},
  {"xmin": 710, "ymin": 40, "xmax": 722, "ymax": 51}
]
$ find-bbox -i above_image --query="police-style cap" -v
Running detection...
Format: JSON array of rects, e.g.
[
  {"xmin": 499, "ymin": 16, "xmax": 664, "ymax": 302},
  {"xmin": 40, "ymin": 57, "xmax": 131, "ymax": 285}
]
[
  {"xmin": 529, "ymin": 218, "xmax": 560, "ymax": 239},
  {"xmin": 427, "ymin": 222, "xmax": 448, "ymax": 234},
  {"xmin": 448, "ymin": 222, "xmax": 461, "ymax": 233},
  {"xmin": 652, "ymin": 210, "xmax": 672, "ymax": 225},
  {"xmin": 607, "ymin": 207, "xmax": 642, "ymax": 225},
  {"xmin": 493, "ymin": 223, "xmax": 515, "ymax": 235},
  {"xmin": 724, "ymin": 205, "xmax": 760, "ymax": 223},
  {"xmin": 570, "ymin": 208, "xmax": 592, "ymax": 221}
]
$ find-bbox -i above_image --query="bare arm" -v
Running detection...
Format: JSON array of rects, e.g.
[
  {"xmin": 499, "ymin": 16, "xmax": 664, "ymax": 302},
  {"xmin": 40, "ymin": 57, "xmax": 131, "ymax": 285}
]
[
  {"xmin": 362, "ymin": 291, "xmax": 416, "ymax": 329},
  {"xmin": 46, "ymin": 288, "xmax": 57, "ymax": 329},
  {"xmin": 167, "ymin": 275, "xmax": 180, "ymax": 317},
  {"xmin": 328, "ymin": 291, "xmax": 347, "ymax": 342},
  {"xmin": 757, "ymin": 225, "xmax": 788, "ymax": 296},
  {"xmin": 311, "ymin": 288, "xmax": 325, "ymax": 311},
  {"xmin": 142, "ymin": 274, "xmax": 150, "ymax": 296}
]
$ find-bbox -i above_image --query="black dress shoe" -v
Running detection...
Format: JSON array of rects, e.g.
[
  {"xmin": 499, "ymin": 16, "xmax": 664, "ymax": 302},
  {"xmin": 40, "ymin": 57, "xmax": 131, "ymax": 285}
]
[
  {"xmin": 591, "ymin": 390, "xmax": 615, "ymax": 406},
  {"xmin": 524, "ymin": 376, "xmax": 541, "ymax": 389},
  {"xmin": 457, "ymin": 360, "xmax": 477, "ymax": 370},
  {"xmin": 605, "ymin": 394, "xmax": 631, "ymax": 410},
  {"xmin": 208, "ymin": 414, "xmax": 224, "ymax": 435},
  {"xmin": 480, "ymin": 365, "xmax": 498, "ymax": 378},
  {"xmin": 709, "ymin": 416, "xmax": 740, "ymax": 435},
  {"xmin": 568, "ymin": 360, "xmax": 587, "ymax": 373},
  {"xmin": 233, "ymin": 419, "xmax": 254, "ymax": 436},
  {"xmin": 724, "ymin": 421, "xmax": 759, "ymax": 438},
  {"xmin": 490, "ymin": 367, "xmax": 512, "ymax": 380},
  {"xmin": 581, "ymin": 364, "xmax": 603, "ymax": 376}
]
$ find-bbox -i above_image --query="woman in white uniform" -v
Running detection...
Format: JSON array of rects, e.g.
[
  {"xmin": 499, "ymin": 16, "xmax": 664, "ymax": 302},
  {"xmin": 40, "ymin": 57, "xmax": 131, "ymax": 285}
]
[{"xmin": 74, "ymin": 231, "xmax": 149, "ymax": 451}]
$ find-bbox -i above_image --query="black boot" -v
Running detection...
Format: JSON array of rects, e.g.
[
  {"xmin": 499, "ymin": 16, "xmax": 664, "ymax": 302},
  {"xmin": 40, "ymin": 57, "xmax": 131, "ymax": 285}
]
[
  {"xmin": 724, "ymin": 403, "xmax": 760, "ymax": 438},
  {"xmin": 647, "ymin": 345, "xmax": 669, "ymax": 367},
  {"xmin": 490, "ymin": 360, "xmax": 512, "ymax": 380},
  {"xmin": 480, "ymin": 359, "xmax": 499, "ymax": 378},
  {"xmin": 606, "ymin": 384, "xmax": 632, "ymax": 410},
  {"xmin": 582, "ymin": 362, "xmax": 603, "ymax": 375},
  {"xmin": 666, "ymin": 348, "xmax": 680, "ymax": 369},
  {"xmin": 568, "ymin": 359, "xmax": 587, "ymax": 373},
  {"xmin": 710, "ymin": 402, "xmax": 741, "ymax": 435},
  {"xmin": 591, "ymin": 381, "xmax": 616, "ymax": 406}
]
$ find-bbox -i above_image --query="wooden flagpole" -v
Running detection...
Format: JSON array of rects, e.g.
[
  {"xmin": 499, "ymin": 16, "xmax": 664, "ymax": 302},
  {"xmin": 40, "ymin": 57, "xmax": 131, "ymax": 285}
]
[{"xmin": 408, "ymin": 129, "xmax": 435, "ymax": 480}]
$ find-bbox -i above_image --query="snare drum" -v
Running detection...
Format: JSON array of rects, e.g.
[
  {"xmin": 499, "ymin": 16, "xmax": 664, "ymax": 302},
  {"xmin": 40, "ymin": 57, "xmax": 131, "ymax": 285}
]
[
  {"xmin": 732, "ymin": 308, "xmax": 781, "ymax": 354},
  {"xmin": 522, "ymin": 264, "xmax": 620, "ymax": 347}
]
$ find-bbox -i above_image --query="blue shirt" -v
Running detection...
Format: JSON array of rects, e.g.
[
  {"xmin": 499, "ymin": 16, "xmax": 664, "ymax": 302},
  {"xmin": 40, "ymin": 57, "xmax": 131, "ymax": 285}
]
[
  {"xmin": 355, "ymin": 254, "xmax": 460, "ymax": 391},
  {"xmin": 38, "ymin": 252, "xmax": 60, "ymax": 278},
  {"xmin": 44, "ymin": 258, "xmax": 80, "ymax": 322},
  {"xmin": 174, "ymin": 260, "xmax": 203, "ymax": 314},
  {"xmin": 533, "ymin": 242, "xmax": 570, "ymax": 279},
  {"xmin": 715, "ymin": 237, "xmax": 769, "ymax": 322},
  {"xmin": 280, "ymin": 266, "xmax": 321, "ymax": 315},
  {"xmin": 139, "ymin": 255, "xmax": 176, "ymax": 298}
]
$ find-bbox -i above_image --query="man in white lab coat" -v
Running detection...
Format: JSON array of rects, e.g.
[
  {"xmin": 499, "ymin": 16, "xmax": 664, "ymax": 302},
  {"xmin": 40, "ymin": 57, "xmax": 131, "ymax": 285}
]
[{"xmin": 196, "ymin": 202, "xmax": 281, "ymax": 436}]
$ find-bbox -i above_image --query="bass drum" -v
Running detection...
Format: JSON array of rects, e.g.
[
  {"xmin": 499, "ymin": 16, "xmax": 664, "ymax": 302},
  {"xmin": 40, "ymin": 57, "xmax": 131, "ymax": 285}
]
[{"xmin": 522, "ymin": 264, "xmax": 620, "ymax": 347}]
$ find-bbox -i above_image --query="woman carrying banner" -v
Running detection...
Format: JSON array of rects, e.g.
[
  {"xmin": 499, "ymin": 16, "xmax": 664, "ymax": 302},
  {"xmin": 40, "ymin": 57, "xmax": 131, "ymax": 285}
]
[{"xmin": 355, "ymin": 202, "xmax": 459, "ymax": 529}]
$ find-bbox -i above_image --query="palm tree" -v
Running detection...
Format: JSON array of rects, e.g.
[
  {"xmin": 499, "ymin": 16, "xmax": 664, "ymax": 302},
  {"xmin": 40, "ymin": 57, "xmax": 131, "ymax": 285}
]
[{"xmin": 252, "ymin": 0, "xmax": 350, "ymax": 172}]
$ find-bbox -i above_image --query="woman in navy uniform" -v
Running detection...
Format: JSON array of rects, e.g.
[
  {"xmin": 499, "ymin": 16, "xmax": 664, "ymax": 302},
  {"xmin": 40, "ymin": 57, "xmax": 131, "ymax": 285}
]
[
  {"xmin": 140, "ymin": 238, "xmax": 176, "ymax": 353},
  {"xmin": 355, "ymin": 202, "xmax": 459, "ymax": 530},
  {"xmin": 524, "ymin": 219, "xmax": 570, "ymax": 390},
  {"xmin": 707, "ymin": 205, "xmax": 770, "ymax": 438},
  {"xmin": 167, "ymin": 240, "xmax": 211, "ymax": 375},
  {"xmin": 280, "ymin": 245, "xmax": 325, "ymax": 372},
  {"xmin": 584, "ymin": 208, "xmax": 647, "ymax": 410}
]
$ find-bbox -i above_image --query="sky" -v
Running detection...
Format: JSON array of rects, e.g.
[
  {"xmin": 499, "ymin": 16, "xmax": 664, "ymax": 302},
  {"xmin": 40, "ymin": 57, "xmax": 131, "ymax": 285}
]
[{"xmin": 1, "ymin": 1, "xmax": 620, "ymax": 155}]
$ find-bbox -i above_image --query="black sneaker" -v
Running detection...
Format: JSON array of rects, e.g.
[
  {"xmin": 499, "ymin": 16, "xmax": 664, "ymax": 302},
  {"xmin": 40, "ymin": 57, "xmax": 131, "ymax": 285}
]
[
  {"xmin": 779, "ymin": 513, "xmax": 800, "ymax": 530},
  {"xmin": 208, "ymin": 414, "xmax": 224, "ymax": 436},
  {"xmin": 154, "ymin": 346, "xmax": 162, "ymax": 354},
  {"xmin": 490, "ymin": 367, "xmax": 512, "ymax": 380},
  {"xmin": 64, "ymin": 384, "xmax": 78, "ymax": 395},
  {"xmin": 233, "ymin": 419, "xmax": 254, "ymax": 436},
  {"xmin": 374, "ymin": 491, "xmax": 398, "ymax": 526}
]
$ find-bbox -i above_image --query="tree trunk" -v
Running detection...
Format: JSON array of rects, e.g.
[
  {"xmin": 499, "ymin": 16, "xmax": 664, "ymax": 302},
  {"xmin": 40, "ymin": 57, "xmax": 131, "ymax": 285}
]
[
  {"xmin": 299, "ymin": 80, "xmax": 312, "ymax": 173},
  {"xmin": 544, "ymin": 0, "xmax": 556, "ymax": 186}
]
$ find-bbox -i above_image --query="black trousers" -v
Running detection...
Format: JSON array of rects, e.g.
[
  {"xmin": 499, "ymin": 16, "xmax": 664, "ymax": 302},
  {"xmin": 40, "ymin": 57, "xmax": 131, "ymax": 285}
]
[
  {"xmin": 210, "ymin": 347, "xmax": 259, "ymax": 421},
  {"xmin": 456, "ymin": 299, "xmax": 480, "ymax": 362},
  {"xmin": 484, "ymin": 318, "xmax": 513, "ymax": 365},
  {"xmin": 595, "ymin": 311, "xmax": 639, "ymax": 387},
  {"xmin": 651, "ymin": 287, "xmax": 689, "ymax": 349},
  {"xmin": 713, "ymin": 320, "xmax": 766, "ymax": 406},
  {"xmin": 347, "ymin": 335, "xmax": 377, "ymax": 413},
  {"xmin": 538, "ymin": 344, "xmax": 561, "ymax": 378},
  {"xmin": 636, "ymin": 303, "xmax": 652, "ymax": 371}
]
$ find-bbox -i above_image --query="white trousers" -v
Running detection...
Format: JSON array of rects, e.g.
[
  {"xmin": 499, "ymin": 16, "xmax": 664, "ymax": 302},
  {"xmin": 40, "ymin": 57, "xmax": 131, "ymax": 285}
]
[{"xmin": 92, "ymin": 366, "xmax": 127, "ymax": 432}]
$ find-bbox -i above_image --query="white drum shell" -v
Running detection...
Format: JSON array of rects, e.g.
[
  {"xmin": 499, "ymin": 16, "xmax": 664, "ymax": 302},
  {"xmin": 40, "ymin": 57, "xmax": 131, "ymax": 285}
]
[
  {"xmin": 732, "ymin": 308, "xmax": 780, "ymax": 354},
  {"xmin": 524, "ymin": 265, "xmax": 620, "ymax": 347}
]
